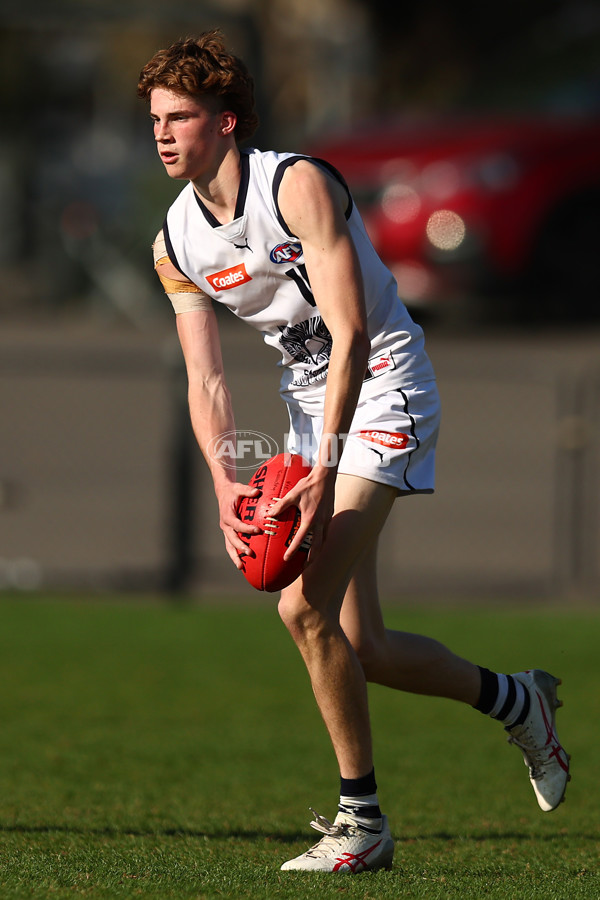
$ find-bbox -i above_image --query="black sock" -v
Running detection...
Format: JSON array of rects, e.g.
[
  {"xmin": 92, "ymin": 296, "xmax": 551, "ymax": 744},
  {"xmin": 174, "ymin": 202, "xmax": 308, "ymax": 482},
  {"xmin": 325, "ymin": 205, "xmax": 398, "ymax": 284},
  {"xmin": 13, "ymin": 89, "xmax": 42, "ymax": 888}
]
[{"xmin": 339, "ymin": 769, "xmax": 382, "ymax": 823}]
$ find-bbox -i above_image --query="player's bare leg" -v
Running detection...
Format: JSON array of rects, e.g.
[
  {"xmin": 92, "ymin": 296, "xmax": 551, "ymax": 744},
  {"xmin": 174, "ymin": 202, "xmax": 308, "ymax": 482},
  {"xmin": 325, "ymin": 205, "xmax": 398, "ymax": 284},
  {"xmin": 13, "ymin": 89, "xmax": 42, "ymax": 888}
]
[
  {"xmin": 338, "ymin": 488, "xmax": 569, "ymax": 813},
  {"xmin": 278, "ymin": 474, "xmax": 397, "ymax": 872},
  {"xmin": 338, "ymin": 505, "xmax": 480, "ymax": 704},
  {"xmin": 278, "ymin": 475, "xmax": 395, "ymax": 779}
]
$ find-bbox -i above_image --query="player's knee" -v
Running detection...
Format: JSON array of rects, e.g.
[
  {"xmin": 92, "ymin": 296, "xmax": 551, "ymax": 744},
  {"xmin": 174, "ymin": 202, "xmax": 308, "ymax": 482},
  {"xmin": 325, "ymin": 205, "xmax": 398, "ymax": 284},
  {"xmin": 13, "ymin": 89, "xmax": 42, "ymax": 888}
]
[{"xmin": 278, "ymin": 588, "xmax": 329, "ymax": 645}]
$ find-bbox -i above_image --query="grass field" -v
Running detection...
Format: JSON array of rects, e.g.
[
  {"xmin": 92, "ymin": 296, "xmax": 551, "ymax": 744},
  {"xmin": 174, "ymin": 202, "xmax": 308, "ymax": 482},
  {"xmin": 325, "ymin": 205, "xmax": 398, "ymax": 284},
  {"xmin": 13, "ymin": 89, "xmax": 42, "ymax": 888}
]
[{"xmin": 0, "ymin": 595, "xmax": 597, "ymax": 899}]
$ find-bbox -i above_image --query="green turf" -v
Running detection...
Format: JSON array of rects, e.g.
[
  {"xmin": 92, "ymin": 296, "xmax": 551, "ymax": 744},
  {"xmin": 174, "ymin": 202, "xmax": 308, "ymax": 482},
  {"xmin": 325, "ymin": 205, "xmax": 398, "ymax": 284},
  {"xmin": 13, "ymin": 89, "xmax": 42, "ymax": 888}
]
[{"xmin": 0, "ymin": 595, "xmax": 597, "ymax": 898}]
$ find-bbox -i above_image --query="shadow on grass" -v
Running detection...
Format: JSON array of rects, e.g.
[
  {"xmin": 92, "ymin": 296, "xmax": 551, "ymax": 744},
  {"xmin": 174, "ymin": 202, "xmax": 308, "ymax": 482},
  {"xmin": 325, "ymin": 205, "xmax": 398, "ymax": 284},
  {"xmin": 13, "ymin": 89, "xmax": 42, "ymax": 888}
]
[
  {"xmin": 0, "ymin": 823, "xmax": 307, "ymax": 843},
  {"xmin": 0, "ymin": 824, "xmax": 595, "ymax": 844}
]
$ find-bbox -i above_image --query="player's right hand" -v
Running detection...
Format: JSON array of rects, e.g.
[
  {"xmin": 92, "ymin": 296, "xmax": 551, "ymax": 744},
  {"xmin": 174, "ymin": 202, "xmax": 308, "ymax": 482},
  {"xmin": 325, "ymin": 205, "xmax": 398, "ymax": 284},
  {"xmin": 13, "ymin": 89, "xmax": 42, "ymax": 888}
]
[{"xmin": 216, "ymin": 482, "xmax": 262, "ymax": 568}]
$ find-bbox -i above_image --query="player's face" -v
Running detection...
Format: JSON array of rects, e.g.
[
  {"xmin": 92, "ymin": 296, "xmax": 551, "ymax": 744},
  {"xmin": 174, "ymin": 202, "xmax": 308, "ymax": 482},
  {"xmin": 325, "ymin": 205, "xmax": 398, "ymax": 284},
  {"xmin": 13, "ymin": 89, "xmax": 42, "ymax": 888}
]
[{"xmin": 150, "ymin": 88, "xmax": 227, "ymax": 182}]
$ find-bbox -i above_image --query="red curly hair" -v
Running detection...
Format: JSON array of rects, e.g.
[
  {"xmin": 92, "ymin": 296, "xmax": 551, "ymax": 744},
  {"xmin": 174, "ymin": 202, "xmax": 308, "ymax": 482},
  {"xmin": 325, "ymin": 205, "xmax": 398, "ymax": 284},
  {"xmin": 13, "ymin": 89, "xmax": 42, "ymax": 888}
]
[{"xmin": 137, "ymin": 31, "xmax": 259, "ymax": 143}]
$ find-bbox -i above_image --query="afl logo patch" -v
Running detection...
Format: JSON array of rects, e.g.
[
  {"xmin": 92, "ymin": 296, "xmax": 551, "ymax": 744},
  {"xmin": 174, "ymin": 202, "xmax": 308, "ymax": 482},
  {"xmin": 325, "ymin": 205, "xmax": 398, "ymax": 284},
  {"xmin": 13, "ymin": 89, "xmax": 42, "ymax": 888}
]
[{"xmin": 270, "ymin": 241, "xmax": 303, "ymax": 264}]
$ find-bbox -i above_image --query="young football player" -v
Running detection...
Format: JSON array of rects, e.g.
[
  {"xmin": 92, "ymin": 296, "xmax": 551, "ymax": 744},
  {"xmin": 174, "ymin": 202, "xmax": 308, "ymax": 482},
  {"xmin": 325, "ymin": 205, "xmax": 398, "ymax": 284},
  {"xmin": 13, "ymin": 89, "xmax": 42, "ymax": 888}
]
[{"xmin": 138, "ymin": 32, "xmax": 570, "ymax": 873}]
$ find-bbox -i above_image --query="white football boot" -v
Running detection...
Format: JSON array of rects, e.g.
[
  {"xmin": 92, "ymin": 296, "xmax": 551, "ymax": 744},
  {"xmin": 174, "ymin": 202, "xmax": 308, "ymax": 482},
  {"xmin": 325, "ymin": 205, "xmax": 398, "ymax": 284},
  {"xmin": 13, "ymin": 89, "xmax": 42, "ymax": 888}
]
[
  {"xmin": 281, "ymin": 809, "xmax": 394, "ymax": 873},
  {"xmin": 506, "ymin": 670, "xmax": 571, "ymax": 811}
]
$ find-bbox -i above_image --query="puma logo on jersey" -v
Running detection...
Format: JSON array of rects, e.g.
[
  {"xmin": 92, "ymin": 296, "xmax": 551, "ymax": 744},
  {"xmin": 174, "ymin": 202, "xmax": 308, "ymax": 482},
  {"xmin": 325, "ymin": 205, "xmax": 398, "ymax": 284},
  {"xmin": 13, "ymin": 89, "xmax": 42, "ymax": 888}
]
[
  {"xmin": 206, "ymin": 263, "xmax": 252, "ymax": 292},
  {"xmin": 368, "ymin": 447, "xmax": 385, "ymax": 462},
  {"xmin": 364, "ymin": 351, "xmax": 396, "ymax": 380}
]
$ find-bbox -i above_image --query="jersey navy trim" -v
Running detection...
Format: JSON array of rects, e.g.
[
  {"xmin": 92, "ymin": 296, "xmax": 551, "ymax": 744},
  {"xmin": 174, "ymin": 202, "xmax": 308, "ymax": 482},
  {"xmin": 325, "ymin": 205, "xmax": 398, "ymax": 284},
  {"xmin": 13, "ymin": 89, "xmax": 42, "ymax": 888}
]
[
  {"xmin": 193, "ymin": 195, "xmax": 219, "ymax": 228},
  {"xmin": 193, "ymin": 152, "xmax": 251, "ymax": 227},
  {"xmin": 162, "ymin": 218, "xmax": 192, "ymax": 280},
  {"xmin": 397, "ymin": 387, "xmax": 420, "ymax": 491},
  {"xmin": 272, "ymin": 156, "xmax": 354, "ymax": 236}
]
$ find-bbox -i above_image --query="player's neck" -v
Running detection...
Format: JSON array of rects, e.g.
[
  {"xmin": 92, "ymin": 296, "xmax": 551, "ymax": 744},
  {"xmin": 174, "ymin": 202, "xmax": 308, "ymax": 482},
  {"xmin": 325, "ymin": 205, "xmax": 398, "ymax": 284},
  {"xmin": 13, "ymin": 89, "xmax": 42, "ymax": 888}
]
[{"xmin": 191, "ymin": 146, "xmax": 242, "ymax": 224}]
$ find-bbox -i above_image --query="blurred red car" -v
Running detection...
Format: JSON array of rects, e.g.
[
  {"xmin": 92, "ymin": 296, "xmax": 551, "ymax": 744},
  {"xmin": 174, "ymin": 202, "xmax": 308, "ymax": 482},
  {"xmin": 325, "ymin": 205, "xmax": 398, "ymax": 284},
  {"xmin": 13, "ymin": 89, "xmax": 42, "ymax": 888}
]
[{"xmin": 308, "ymin": 115, "xmax": 600, "ymax": 320}]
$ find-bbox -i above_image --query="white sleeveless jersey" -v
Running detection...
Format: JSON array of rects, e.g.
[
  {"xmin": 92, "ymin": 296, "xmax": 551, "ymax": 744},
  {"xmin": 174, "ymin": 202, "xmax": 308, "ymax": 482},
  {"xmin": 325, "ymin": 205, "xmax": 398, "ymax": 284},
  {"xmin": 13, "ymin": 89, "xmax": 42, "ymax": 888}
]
[{"xmin": 163, "ymin": 148, "xmax": 435, "ymax": 413}]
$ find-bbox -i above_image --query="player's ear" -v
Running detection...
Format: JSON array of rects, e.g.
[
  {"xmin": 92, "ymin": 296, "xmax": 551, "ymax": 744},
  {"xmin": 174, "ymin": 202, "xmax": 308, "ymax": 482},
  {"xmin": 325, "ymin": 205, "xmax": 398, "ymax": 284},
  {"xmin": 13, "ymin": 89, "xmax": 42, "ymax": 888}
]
[{"xmin": 219, "ymin": 111, "xmax": 237, "ymax": 136}]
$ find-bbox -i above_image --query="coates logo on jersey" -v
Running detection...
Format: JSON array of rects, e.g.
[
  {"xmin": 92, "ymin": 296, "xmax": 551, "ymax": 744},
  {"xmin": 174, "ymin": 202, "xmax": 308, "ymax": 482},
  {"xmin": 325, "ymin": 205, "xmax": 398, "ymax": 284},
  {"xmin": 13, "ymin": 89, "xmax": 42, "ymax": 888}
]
[
  {"xmin": 358, "ymin": 430, "xmax": 410, "ymax": 450},
  {"xmin": 270, "ymin": 242, "xmax": 303, "ymax": 264},
  {"xmin": 206, "ymin": 263, "xmax": 252, "ymax": 292}
]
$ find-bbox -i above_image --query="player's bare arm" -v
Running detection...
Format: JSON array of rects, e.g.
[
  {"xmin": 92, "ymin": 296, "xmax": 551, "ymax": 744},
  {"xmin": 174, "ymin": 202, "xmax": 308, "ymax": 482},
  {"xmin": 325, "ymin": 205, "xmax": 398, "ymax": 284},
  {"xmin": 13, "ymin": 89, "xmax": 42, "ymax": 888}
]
[
  {"xmin": 154, "ymin": 231, "xmax": 261, "ymax": 565},
  {"xmin": 269, "ymin": 161, "xmax": 371, "ymax": 559},
  {"xmin": 176, "ymin": 309, "xmax": 261, "ymax": 566}
]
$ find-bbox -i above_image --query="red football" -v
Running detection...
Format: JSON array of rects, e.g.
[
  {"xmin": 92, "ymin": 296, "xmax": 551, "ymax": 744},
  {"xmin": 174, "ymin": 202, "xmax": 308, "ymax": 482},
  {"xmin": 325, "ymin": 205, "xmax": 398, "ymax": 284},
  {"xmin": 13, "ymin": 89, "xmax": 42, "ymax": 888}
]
[{"xmin": 237, "ymin": 453, "xmax": 312, "ymax": 592}]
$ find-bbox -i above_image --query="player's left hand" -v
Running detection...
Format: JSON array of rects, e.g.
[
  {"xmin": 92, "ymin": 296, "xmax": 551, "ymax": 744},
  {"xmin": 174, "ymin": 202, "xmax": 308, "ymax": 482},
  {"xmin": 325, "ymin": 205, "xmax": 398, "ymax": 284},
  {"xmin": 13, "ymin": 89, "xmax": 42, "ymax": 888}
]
[{"xmin": 268, "ymin": 465, "xmax": 336, "ymax": 562}]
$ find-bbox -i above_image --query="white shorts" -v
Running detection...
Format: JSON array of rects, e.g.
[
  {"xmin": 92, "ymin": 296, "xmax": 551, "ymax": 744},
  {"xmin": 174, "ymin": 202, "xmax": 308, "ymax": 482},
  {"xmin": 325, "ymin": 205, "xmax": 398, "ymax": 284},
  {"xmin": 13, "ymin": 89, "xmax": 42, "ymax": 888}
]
[{"xmin": 286, "ymin": 380, "xmax": 440, "ymax": 495}]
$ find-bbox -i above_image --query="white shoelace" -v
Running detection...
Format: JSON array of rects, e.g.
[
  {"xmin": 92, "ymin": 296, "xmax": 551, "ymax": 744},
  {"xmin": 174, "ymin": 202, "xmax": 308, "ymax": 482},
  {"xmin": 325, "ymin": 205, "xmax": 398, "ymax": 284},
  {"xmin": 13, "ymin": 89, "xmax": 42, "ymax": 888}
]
[{"xmin": 303, "ymin": 809, "xmax": 353, "ymax": 858}]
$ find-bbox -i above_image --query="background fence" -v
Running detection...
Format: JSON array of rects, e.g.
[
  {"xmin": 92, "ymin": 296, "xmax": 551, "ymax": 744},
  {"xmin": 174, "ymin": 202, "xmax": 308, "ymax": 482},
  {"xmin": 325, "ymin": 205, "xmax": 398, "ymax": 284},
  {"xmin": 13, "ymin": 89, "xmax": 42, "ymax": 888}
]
[{"xmin": 1, "ymin": 315, "xmax": 598, "ymax": 601}]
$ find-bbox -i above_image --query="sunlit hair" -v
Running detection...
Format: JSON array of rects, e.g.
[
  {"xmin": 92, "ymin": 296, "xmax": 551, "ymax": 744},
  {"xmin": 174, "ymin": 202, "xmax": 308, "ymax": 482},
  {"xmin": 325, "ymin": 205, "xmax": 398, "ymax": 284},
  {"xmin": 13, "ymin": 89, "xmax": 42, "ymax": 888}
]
[{"xmin": 137, "ymin": 31, "xmax": 259, "ymax": 143}]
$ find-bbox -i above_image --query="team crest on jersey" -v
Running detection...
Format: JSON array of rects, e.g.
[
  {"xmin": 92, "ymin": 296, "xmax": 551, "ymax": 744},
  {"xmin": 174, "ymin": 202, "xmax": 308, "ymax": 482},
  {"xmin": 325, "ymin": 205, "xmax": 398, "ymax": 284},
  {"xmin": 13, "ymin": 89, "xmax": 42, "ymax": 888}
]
[
  {"xmin": 279, "ymin": 316, "xmax": 332, "ymax": 366},
  {"xmin": 270, "ymin": 242, "xmax": 303, "ymax": 264},
  {"xmin": 280, "ymin": 316, "xmax": 333, "ymax": 387}
]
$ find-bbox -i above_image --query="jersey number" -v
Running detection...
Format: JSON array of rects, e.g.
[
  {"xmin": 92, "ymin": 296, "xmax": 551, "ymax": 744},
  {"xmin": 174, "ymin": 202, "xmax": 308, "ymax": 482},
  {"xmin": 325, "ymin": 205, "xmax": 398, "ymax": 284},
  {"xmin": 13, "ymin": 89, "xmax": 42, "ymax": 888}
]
[{"xmin": 285, "ymin": 264, "xmax": 315, "ymax": 307}]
